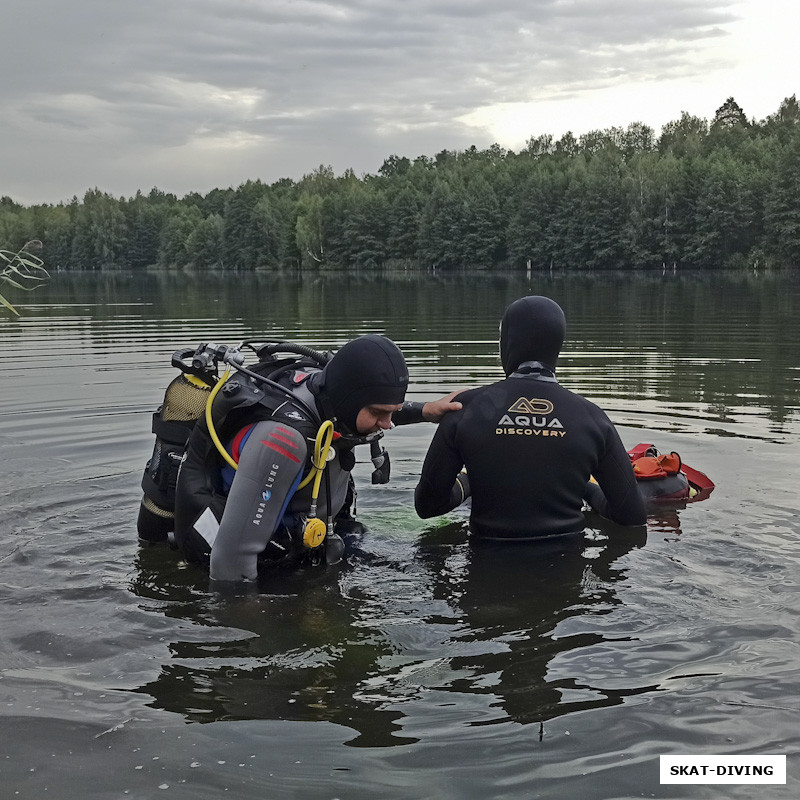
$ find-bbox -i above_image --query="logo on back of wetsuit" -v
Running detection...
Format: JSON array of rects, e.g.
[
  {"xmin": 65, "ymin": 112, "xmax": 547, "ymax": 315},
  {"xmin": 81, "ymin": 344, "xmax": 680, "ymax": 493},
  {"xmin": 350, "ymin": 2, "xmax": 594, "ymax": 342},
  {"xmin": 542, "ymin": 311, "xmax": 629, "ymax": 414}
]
[{"xmin": 496, "ymin": 397, "xmax": 566, "ymax": 437}]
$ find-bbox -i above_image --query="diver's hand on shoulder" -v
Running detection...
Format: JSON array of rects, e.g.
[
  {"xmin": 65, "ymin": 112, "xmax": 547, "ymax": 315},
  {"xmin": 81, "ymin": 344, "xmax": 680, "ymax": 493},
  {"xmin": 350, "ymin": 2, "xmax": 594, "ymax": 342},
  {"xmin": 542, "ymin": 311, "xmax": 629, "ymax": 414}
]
[{"xmin": 422, "ymin": 390, "xmax": 466, "ymax": 422}]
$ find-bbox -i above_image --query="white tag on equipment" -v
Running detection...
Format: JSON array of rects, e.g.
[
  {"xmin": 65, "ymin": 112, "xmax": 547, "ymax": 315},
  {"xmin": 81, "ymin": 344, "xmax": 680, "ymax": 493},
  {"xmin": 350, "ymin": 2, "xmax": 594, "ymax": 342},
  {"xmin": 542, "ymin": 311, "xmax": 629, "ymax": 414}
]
[{"xmin": 194, "ymin": 506, "xmax": 220, "ymax": 547}]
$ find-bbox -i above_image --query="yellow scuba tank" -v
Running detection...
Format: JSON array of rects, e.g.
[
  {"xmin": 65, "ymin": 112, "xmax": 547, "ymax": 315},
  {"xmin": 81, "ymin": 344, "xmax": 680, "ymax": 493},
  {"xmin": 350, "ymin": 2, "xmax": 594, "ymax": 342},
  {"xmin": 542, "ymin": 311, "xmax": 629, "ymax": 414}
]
[{"xmin": 137, "ymin": 372, "xmax": 212, "ymax": 543}]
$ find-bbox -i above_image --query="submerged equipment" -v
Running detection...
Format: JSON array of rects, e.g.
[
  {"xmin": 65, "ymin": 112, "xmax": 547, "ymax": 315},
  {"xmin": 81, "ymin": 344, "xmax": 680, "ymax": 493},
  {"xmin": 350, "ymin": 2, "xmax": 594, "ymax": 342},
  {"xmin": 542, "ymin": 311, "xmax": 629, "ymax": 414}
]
[{"xmin": 628, "ymin": 443, "xmax": 715, "ymax": 504}]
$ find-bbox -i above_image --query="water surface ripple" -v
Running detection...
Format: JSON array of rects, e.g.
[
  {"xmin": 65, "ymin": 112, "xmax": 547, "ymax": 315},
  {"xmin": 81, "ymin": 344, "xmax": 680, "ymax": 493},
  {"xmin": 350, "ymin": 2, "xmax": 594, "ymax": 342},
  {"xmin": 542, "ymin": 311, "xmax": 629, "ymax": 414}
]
[{"xmin": 1, "ymin": 271, "xmax": 798, "ymax": 798}]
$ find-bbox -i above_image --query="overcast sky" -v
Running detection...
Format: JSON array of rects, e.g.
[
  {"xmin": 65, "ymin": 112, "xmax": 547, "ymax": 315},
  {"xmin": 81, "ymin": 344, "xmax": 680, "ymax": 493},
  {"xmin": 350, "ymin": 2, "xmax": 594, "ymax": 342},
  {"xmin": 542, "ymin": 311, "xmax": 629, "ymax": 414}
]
[{"xmin": 2, "ymin": 0, "xmax": 797, "ymax": 205}]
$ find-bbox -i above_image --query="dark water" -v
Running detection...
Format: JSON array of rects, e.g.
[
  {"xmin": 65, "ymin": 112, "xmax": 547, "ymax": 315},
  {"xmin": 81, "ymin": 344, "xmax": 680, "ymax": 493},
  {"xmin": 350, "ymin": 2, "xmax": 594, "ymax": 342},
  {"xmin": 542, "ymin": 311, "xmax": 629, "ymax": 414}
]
[{"xmin": 1, "ymin": 270, "xmax": 798, "ymax": 799}]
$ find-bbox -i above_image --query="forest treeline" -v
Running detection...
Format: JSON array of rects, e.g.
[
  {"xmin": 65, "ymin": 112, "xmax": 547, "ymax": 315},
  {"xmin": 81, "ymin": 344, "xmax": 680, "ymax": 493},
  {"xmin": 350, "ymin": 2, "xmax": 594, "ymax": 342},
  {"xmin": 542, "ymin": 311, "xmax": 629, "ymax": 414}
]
[{"xmin": 2, "ymin": 96, "xmax": 800, "ymax": 272}]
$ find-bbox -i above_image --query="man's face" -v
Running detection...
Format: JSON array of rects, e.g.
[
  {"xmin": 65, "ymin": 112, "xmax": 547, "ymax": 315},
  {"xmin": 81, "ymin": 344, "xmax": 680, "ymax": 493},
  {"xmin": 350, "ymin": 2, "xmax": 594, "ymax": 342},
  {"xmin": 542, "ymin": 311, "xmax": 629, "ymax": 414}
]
[{"xmin": 355, "ymin": 403, "xmax": 403, "ymax": 434}]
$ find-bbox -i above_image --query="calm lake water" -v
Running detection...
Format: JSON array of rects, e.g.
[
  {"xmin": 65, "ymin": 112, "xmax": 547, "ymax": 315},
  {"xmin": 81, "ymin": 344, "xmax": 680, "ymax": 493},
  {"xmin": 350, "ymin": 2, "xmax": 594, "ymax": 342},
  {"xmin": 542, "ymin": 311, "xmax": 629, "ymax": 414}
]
[{"xmin": 1, "ymin": 270, "xmax": 798, "ymax": 799}]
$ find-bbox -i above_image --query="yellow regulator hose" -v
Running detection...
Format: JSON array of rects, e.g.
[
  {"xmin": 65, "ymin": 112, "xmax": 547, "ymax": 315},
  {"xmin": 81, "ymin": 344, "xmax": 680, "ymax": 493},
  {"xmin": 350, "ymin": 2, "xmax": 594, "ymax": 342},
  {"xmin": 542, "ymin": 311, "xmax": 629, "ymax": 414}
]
[
  {"xmin": 300, "ymin": 420, "xmax": 335, "ymax": 548},
  {"xmin": 299, "ymin": 420, "xmax": 334, "ymax": 496},
  {"xmin": 206, "ymin": 369, "xmax": 239, "ymax": 471}
]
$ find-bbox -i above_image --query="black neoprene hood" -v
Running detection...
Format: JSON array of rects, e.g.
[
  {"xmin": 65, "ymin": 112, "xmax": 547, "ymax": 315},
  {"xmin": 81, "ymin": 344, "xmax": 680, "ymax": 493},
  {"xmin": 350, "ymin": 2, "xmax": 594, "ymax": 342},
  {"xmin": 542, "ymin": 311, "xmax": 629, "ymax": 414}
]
[
  {"xmin": 499, "ymin": 295, "xmax": 566, "ymax": 375},
  {"xmin": 317, "ymin": 334, "xmax": 409, "ymax": 433}
]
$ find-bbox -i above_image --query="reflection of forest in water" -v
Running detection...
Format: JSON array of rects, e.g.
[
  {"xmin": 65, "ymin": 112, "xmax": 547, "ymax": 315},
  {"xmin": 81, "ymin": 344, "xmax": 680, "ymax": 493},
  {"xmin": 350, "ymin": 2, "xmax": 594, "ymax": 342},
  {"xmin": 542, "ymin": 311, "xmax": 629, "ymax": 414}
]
[
  {"xmin": 20, "ymin": 269, "xmax": 800, "ymax": 429},
  {"xmin": 131, "ymin": 516, "xmax": 650, "ymax": 746}
]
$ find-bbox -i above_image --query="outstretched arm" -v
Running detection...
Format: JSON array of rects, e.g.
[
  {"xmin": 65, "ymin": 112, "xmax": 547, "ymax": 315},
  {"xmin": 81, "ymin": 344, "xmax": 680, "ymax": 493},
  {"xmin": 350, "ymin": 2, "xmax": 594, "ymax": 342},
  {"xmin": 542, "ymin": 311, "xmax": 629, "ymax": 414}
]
[
  {"xmin": 393, "ymin": 391, "xmax": 465, "ymax": 426},
  {"xmin": 421, "ymin": 390, "xmax": 464, "ymax": 422}
]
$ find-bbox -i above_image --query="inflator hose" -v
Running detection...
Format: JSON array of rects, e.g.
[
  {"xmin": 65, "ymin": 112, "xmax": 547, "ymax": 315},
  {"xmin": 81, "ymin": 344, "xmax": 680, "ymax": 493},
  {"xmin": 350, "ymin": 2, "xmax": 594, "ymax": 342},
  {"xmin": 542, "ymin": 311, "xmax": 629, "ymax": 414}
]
[{"xmin": 205, "ymin": 369, "xmax": 239, "ymax": 471}]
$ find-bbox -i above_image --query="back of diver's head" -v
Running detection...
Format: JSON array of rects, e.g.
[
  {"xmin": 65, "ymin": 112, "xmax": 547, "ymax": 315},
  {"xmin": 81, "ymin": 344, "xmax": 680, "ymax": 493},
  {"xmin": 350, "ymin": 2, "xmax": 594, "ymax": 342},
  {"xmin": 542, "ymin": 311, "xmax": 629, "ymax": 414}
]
[
  {"xmin": 500, "ymin": 296, "xmax": 566, "ymax": 376},
  {"xmin": 312, "ymin": 334, "xmax": 409, "ymax": 433}
]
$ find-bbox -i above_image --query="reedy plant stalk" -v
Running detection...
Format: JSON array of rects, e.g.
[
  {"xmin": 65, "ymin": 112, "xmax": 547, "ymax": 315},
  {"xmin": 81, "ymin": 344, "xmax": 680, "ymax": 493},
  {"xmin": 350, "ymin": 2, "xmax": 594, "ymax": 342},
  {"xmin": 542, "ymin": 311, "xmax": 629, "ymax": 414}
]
[{"xmin": 1, "ymin": 240, "xmax": 49, "ymax": 316}]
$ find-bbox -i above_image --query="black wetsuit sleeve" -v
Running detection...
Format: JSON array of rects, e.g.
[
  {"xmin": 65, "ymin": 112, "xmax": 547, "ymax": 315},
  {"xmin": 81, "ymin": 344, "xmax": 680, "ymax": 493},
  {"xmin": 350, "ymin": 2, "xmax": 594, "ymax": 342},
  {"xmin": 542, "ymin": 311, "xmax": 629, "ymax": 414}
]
[
  {"xmin": 393, "ymin": 401, "xmax": 426, "ymax": 426},
  {"xmin": 585, "ymin": 426, "xmax": 646, "ymax": 526},
  {"xmin": 414, "ymin": 416, "xmax": 468, "ymax": 518}
]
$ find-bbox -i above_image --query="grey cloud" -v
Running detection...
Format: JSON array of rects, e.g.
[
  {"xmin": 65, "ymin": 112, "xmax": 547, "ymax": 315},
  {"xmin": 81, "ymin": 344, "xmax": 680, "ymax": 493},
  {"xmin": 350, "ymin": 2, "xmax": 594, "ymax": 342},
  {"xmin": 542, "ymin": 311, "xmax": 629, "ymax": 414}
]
[{"xmin": 1, "ymin": 0, "xmax": 741, "ymax": 203}]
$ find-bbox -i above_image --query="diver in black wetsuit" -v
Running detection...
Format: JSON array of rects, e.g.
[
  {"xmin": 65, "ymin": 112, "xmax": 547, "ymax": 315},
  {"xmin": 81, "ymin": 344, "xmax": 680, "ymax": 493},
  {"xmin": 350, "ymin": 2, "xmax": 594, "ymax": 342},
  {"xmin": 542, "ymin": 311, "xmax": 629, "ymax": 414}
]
[
  {"xmin": 414, "ymin": 296, "xmax": 645, "ymax": 539},
  {"xmin": 173, "ymin": 334, "xmax": 461, "ymax": 582}
]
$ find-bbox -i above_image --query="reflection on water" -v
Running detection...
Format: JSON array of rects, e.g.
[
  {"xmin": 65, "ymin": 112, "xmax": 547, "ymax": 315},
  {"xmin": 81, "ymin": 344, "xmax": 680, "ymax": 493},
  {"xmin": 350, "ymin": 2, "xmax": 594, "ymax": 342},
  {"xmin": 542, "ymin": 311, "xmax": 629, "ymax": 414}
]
[
  {"xmin": 131, "ymin": 540, "xmax": 405, "ymax": 746},
  {"xmin": 2, "ymin": 270, "xmax": 799, "ymax": 798},
  {"xmin": 130, "ymin": 517, "xmax": 648, "ymax": 747},
  {"xmin": 410, "ymin": 520, "xmax": 652, "ymax": 726},
  {"xmin": 9, "ymin": 268, "xmax": 799, "ymax": 438}
]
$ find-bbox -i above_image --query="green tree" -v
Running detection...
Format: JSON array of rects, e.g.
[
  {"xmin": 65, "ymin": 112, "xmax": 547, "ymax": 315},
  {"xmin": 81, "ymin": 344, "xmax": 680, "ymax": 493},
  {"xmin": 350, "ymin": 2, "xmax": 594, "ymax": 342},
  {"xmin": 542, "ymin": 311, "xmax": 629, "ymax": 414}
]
[
  {"xmin": 685, "ymin": 152, "xmax": 759, "ymax": 267},
  {"xmin": 761, "ymin": 95, "xmax": 800, "ymax": 145},
  {"xmin": 126, "ymin": 193, "xmax": 167, "ymax": 269},
  {"xmin": 158, "ymin": 205, "xmax": 203, "ymax": 268},
  {"xmin": 460, "ymin": 175, "xmax": 505, "ymax": 267},
  {"xmin": 39, "ymin": 204, "xmax": 74, "ymax": 268},
  {"xmin": 707, "ymin": 97, "xmax": 752, "ymax": 154},
  {"xmin": 252, "ymin": 193, "xmax": 291, "ymax": 269},
  {"xmin": 384, "ymin": 182, "xmax": 423, "ymax": 263},
  {"xmin": 764, "ymin": 129, "xmax": 800, "ymax": 264},
  {"xmin": 293, "ymin": 166, "xmax": 341, "ymax": 269},
  {"xmin": 417, "ymin": 177, "xmax": 470, "ymax": 269},
  {"xmin": 185, "ymin": 214, "xmax": 225, "ymax": 269},
  {"xmin": 522, "ymin": 134, "xmax": 555, "ymax": 158},
  {"xmin": 333, "ymin": 178, "xmax": 390, "ymax": 269},
  {"xmin": 712, "ymin": 97, "xmax": 750, "ymax": 131},
  {"xmin": 560, "ymin": 146, "xmax": 630, "ymax": 269},
  {"xmin": 506, "ymin": 161, "xmax": 566, "ymax": 268},
  {"xmin": 658, "ymin": 112, "xmax": 708, "ymax": 157},
  {"xmin": 295, "ymin": 193, "xmax": 326, "ymax": 269},
  {"xmin": 379, "ymin": 154, "xmax": 412, "ymax": 178},
  {"xmin": 222, "ymin": 180, "xmax": 270, "ymax": 270},
  {"xmin": 71, "ymin": 189, "xmax": 128, "ymax": 269}
]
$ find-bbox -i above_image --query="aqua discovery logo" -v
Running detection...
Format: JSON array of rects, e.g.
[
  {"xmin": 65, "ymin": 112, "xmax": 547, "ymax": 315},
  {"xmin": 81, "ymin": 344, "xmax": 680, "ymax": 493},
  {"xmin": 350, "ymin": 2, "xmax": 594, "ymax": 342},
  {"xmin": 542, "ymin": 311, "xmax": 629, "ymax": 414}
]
[{"xmin": 495, "ymin": 397, "xmax": 565, "ymax": 437}]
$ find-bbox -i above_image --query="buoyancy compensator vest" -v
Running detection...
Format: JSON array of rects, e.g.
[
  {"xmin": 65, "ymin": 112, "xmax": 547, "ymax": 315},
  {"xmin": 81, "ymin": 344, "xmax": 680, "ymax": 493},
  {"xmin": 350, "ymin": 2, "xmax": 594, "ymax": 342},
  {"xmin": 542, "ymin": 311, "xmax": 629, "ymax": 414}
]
[{"xmin": 174, "ymin": 362, "xmax": 331, "ymax": 564}]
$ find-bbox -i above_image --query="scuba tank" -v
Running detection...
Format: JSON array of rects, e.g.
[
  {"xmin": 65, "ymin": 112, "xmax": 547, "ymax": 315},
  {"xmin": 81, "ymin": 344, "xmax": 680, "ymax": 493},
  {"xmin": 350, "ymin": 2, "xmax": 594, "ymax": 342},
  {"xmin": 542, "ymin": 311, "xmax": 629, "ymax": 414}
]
[{"xmin": 137, "ymin": 349, "xmax": 215, "ymax": 543}]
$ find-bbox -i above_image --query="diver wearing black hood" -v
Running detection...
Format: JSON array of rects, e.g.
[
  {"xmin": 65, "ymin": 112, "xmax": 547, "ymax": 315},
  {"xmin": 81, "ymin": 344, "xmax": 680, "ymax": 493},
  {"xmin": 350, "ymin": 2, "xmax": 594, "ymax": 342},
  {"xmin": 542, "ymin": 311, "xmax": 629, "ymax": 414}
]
[
  {"xmin": 500, "ymin": 294, "xmax": 566, "ymax": 375},
  {"xmin": 174, "ymin": 334, "xmax": 461, "ymax": 582},
  {"xmin": 308, "ymin": 334, "xmax": 410, "ymax": 434},
  {"xmin": 415, "ymin": 296, "xmax": 645, "ymax": 538}
]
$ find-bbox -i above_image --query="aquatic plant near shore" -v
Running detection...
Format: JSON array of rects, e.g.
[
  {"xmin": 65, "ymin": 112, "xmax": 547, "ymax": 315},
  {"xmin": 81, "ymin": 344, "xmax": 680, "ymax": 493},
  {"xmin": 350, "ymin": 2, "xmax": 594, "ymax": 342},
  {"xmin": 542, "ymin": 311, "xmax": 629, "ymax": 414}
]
[{"xmin": 0, "ymin": 240, "xmax": 49, "ymax": 316}]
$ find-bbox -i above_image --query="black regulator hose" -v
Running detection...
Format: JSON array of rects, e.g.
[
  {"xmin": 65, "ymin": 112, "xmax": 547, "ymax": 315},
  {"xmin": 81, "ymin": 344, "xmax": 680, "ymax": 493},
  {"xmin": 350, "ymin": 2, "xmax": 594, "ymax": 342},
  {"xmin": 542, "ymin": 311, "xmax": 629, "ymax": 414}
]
[{"xmin": 241, "ymin": 340, "xmax": 331, "ymax": 367}]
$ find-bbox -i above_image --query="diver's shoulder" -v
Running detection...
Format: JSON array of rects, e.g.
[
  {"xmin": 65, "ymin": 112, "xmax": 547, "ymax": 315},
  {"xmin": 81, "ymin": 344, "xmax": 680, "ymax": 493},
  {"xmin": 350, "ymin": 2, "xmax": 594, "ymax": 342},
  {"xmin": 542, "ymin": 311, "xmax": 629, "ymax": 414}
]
[{"xmin": 451, "ymin": 386, "xmax": 484, "ymax": 405}]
